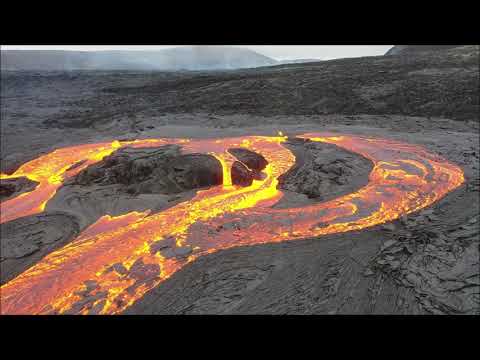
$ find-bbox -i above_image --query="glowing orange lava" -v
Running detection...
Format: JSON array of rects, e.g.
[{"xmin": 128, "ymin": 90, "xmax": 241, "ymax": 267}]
[{"xmin": 0, "ymin": 133, "xmax": 464, "ymax": 315}]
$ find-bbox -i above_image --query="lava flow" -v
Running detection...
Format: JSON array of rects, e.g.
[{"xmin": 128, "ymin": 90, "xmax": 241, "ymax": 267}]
[{"xmin": 0, "ymin": 133, "xmax": 464, "ymax": 315}]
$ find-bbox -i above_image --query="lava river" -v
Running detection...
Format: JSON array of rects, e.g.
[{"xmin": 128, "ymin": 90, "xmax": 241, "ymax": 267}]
[{"xmin": 0, "ymin": 133, "xmax": 464, "ymax": 314}]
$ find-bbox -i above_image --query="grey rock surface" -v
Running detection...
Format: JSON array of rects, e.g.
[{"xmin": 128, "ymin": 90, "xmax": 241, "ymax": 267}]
[
  {"xmin": 0, "ymin": 213, "xmax": 79, "ymax": 284},
  {"xmin": 125, "ymin": 229, "xmax": 424, "ymax": 314}
]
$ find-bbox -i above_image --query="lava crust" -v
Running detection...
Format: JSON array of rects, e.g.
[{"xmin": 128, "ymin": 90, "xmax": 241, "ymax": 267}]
[{"xmin": 0, "ymin": 133, "xmax": 464, "ymax": 314}]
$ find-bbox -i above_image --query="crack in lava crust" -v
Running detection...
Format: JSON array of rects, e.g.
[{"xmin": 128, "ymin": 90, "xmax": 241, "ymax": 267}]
[{"xmin": 0, "ymin": 133, "xmax": 464, "ymax": 314}]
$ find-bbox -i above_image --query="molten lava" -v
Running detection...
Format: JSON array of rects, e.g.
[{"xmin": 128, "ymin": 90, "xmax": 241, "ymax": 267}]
[{"xmin": 0, "ymin": 133, "xmax": 464, "ymax": 315}]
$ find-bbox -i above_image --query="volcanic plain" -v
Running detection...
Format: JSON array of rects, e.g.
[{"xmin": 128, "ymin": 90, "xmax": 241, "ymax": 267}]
[{"xmin": 1, "ymin": 45, "xmax": 478, "ymax": 314}]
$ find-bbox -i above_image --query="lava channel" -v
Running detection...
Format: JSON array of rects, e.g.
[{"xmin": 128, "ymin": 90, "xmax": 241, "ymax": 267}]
[{"xmin": 0, "ymin": 133, "xmax": 464, "ymax": 314}]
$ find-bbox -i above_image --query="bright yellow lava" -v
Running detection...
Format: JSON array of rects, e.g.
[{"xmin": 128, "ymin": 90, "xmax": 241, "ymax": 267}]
[{"xmin": 0, "ymin": 133, "xmax": 464, "ymax": 315}]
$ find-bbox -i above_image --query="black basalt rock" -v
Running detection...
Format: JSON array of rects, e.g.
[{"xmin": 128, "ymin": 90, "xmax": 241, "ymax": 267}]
[
  {"xmin": 228, "ymin": 148, "xmax": 268, "ymax": 171},
  {"xmin": 231, "ymin": 161, "xmax": 254, "ymax": 187}
]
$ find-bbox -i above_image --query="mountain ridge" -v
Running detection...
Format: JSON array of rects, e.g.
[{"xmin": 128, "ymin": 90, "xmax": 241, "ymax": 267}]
[
  {"xmin": 0, "ymin": 46, "xmax": 278, "ymax": 71},
  {"xmin": 385, "ymin": 45, "xmax": 465, "ymax": 56}
]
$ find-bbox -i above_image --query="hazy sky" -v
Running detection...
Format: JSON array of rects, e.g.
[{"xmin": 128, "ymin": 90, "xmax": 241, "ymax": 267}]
[{"xmin": 2, "ymin": 45, "xmax": 393, "ymax": 60}]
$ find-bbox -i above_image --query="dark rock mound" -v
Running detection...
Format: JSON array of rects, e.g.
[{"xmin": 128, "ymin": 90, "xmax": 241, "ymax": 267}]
[
  {"xmin": 228, "ymin": 148, "xmax": 268, "ymax": 187},
  {"xmin": 231, "ymin": 161, "xmax": 254, "ymax": 187},
  {"xmin": 278, "ymin": 140, "xmax": 373, "ymax": 201},
  {"xmin": 0, "ymin": 177, "xmax": 38, "ymax": 201},
  {"xmin": 228, "ymin": 148, "xmax": 268, "ymax": 171},
  {"xmin": 68, "ymin": 145, "xmax": 223, "ymax": 195}
]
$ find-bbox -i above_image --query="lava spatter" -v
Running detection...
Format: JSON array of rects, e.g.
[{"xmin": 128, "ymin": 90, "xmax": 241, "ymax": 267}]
[{"xmin": 0, "ymin": 134, "xmax": 464, "ymax": 314}]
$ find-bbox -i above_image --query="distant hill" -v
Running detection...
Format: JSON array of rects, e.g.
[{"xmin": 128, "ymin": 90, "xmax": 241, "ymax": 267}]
[
  {"xmin": 150, "ymin": 46, "xmax": 278, "ymax": 70},
  {"xmin": 276, "ymin": 59, "xmax": 322, "ymax": 65},
  {"xmin": 385, "ymin": 45, "xmax": 465, "ymax": 56},
  {"xmin": 0, "ymin": 46, "xmax": 278, "ymax": 71}
]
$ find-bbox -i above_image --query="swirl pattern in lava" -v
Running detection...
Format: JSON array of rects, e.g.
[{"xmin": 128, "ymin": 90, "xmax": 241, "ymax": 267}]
[{"xmin": 0, "ymin": 133, "xmax": 464, "ymax": 314}]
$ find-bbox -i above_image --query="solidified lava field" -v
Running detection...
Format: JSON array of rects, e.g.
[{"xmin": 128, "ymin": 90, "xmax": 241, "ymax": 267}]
[{"xmin": 1, "ymin": 46, "xmax": 478, "ymax": 315}]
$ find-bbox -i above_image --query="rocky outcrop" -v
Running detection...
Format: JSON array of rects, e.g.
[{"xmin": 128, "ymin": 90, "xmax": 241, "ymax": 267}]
[
  {"xmin": 69, "ymin": 145, "xmax": 223, "ymax": 195},
  {"xmin": 278, "ymin": 140, "xmax": 373, "ymax": 201},
  {"xmin": 0, "ymin": 177, "xmax": 38, "ymax": 201},
  {"xmin": 231, "ymin": 161, "xmax": 254, "ymax": 187},
  {"xmin": 228, "ymin": 148, "xmax": 268, "ymax": 171},
  {"xmin": 228, "ymin": 148, "xmax": 268, "ymax": 187}
]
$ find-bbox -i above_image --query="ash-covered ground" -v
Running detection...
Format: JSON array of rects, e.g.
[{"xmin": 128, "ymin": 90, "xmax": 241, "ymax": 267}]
[{"xmin": 1, "ymin": 45, "xmax": 479, "ymax": 314}]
